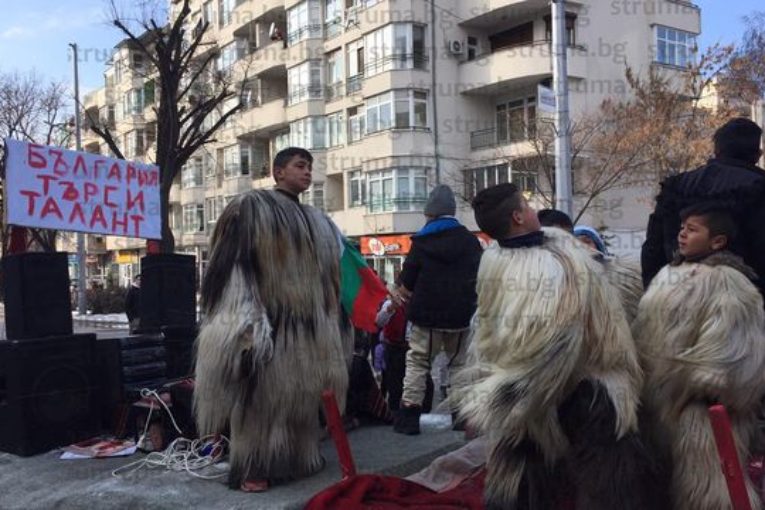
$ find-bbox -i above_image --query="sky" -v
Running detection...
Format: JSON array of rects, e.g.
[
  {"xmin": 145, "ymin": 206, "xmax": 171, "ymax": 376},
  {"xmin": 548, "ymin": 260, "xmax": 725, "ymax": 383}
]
[{"xmin": 0, "ymin": 0, "xmax": 761, "ymax": 97}]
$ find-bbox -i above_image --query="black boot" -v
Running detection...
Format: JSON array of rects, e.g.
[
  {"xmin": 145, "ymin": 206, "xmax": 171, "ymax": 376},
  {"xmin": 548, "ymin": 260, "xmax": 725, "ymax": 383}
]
[{"xmin": 394, "ymin": 405, "xmax": 421, "ymax": 435}]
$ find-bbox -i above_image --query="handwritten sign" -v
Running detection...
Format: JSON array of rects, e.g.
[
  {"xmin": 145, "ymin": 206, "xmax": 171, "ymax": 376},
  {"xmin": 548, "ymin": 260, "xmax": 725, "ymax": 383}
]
[{"xmin": 4, "ymin": 138, "xmax": 161, "ymax": 239}]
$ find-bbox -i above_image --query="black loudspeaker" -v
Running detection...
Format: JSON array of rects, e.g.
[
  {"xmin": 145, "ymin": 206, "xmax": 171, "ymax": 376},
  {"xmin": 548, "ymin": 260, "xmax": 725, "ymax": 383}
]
[
  {"xmin": 139, "ymin": 254, "xmax": 196, "ymax": 331},
  {"xmin": 96, "ymin": 334, "xmax": 167, "ymax": 432},
  {"xmin": 0, "ymin": 334, "xmax": 99, "ymax": 456},
  {"xmin": 3, "ymin": 252, "xmax": 73, "ymax": 340},
  {"xmin": 162, "ymin": 325, "xmax": 198, "ymax": 379}
]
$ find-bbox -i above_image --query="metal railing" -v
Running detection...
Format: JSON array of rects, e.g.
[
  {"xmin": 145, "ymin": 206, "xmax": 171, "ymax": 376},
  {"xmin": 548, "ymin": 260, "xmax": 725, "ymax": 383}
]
[
  {"xmin": 470, "ymin": 128, "xmax": 498, "ymax": 150},
  {"xmin": 346, "ymin": 74, "xmax": 364, "ymax": 94}
]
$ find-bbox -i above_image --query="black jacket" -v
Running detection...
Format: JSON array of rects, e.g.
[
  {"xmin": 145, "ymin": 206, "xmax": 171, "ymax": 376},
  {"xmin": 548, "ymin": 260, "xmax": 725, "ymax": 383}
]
[
  {"xmin": 125, "ymin": 285, "xmax": 140, "ymax": 321},
  {"xmin": 641, "ymin": 158, "xmax": 765, "ymax": 297},
  {"xmin": 399, "ymin": 223, "xmax": 483, "ymax": 329}
]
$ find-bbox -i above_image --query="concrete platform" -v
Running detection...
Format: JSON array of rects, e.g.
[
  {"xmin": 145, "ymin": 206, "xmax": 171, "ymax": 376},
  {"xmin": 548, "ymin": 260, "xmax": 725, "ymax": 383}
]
[{"xmin": 0, "ymin": 415, "xmax": 466, "ymax": 510}]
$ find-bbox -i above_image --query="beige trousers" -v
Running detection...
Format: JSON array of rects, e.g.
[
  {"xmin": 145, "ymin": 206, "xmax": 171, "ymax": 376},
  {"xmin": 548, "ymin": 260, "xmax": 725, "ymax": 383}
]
[{"xmin": 401, "ymin": 324, "xmax": 471, "ymax": 407}]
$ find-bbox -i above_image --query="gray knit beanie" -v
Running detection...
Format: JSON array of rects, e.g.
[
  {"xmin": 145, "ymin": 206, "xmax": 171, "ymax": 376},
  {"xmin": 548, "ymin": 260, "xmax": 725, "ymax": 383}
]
[{"xmin": 424, "ymin": 185, "xmax": 456, "ymax": 217}]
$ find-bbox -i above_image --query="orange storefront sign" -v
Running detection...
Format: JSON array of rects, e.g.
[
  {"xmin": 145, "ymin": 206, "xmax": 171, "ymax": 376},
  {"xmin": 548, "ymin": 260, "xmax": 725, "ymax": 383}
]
[{"xmin": 361, "ymin": 232, "xmax": 493, "ymax": 256}]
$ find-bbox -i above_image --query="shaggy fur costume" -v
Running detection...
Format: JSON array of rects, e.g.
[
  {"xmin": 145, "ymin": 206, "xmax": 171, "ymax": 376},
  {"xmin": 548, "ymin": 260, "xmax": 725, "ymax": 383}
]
[
  {"xmin": 194, "ymin": 189, "xmax": 351, "ymax": 488},
  {"xmin": 634, "ymin": 251, "xmax": 765, "ymax": 510},
  {"xmin": 601, "ymin": 256, "xmax": 643, "ymax": 323},
  {"xmin": 455, "ymin": 228, "xmax": 653, "ymax": 509}
]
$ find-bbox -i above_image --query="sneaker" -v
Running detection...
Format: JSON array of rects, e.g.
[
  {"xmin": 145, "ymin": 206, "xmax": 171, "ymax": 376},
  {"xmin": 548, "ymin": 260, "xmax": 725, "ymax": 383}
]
[{"xmin": 393, "ymin": 405, "xmax": 422, "ymax": 435}]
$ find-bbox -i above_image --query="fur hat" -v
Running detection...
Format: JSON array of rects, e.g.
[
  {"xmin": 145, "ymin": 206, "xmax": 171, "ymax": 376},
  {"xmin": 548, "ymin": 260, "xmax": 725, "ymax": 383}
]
[{"xmin": 424, "ymin": 185, "xmax": 456, "ymax": 217}]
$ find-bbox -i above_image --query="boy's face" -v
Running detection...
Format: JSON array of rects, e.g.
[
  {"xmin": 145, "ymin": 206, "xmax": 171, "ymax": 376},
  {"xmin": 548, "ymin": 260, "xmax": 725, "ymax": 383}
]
[
  {"xmin": 274, "ymin": 155, "xmax": 312, "ymax": 195},
  {"xmin": 511, "ymin": 197, "xmax": 541, "ymax": 235},
  {"xmin": 677, "ymin": 215, "xmax": 726, "ymax": 258}
]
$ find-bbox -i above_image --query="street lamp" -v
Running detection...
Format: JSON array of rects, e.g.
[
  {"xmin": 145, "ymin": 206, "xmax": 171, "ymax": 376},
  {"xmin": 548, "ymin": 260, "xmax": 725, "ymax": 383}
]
[{"xmin": 69, "ymin": 42, "xmax": 87, "ymax": 315}]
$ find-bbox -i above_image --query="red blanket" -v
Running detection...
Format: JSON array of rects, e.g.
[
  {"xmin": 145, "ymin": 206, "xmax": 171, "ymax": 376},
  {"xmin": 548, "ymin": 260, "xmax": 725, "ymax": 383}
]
[{"xmin": 304, "ymin": 471, "xmax": 486, "ymax": 510}]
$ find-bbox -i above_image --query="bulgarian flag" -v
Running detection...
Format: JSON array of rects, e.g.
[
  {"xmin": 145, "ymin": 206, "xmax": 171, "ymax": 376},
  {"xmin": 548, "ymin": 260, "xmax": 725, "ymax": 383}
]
[{"xmin": 340, "ymin": 239, "xmax": 389, "ymax": 333}]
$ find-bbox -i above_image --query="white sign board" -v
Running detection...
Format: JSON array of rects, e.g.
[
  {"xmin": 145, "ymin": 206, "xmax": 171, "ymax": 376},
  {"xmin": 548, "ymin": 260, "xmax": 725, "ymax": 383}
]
[
  {"xmin": 538, "ymin": 84, "xmax": 556, "ymax": 114},
  {"xmin": 4, "ymin": 138, "xmax": 161, "ymax": 239}
]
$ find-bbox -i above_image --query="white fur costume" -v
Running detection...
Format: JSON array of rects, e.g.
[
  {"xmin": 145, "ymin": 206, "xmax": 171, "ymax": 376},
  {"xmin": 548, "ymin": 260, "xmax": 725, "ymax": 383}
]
[
  {"xmin": 633, "ymin": 252, "xmax": 765, "ymax": 510},
  {"xmin": 194, "ymin": 190, "xmax": 351, "ymax": 488},
  {"xmin": 456, "ymin": 227, "xmax": 645, "ymax": 508}
]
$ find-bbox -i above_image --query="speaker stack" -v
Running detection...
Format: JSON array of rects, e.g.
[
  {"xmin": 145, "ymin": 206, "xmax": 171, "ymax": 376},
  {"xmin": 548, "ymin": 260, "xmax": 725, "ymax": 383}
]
[
  {"xmin": 0, "ymin": 253, "xmax": 101, "ymax": 456},
  {"xmin": 139, "ymin": 254, "xmax": 196, "ymax": 332}
]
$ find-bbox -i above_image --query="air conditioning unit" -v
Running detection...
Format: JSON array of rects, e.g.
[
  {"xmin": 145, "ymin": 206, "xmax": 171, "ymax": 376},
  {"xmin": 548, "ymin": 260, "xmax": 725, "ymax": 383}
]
[{"xmin": 448, "ymin": 40, "xmax": 465, "ymax": 56}]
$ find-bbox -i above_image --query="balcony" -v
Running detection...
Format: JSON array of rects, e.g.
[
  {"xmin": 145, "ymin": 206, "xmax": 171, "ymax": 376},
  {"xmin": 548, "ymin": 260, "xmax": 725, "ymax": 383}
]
[
  {"xmin": 236, "ymin": 97, "xmax": 289, "ymax": 137},
  {"xmin": 459, "ymin": 0, "xmax": 547, "ymax": 27},
  {"xmin": 459, "ymin": 42, "xmax": 587, "ymax": 95}
]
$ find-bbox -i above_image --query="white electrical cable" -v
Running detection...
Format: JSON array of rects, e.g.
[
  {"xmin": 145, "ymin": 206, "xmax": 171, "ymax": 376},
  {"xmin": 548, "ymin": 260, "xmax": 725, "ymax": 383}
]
[{"xmin": 111, "ymin": 388, "xmax": 230, "ymax": 480}]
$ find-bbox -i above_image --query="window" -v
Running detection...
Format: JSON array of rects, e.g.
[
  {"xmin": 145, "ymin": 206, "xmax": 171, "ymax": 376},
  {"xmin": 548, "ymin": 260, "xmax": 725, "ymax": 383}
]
[
  {"xmin": 346, "ymin": 39, "xmax": 365, "ymax": 93},
  {"xmin": 512, "ymin": 168, "xmax": 537, "ymax": 194},
  {"xmin": 655, "ymin": 25, "xmax": 696, "ymax": 67},
  {"xmin": 364, "ymin": 24, "xmax": 427, "ymax": 76},
  {"xmin": 289, "ymin": 117, "xmax": 326, "ymax": 149},
  {"xmin": 326, "ymin": 49, "xmax": 344, "ymax": 101},
  {"xmin": 368, "ymin": 168, "xmax": 428, "ymax": 213},
  {"xmin": 496, "ymin": 97, "xmax": 536, "ymax": 144},
  {"xmin": 273, "ymin": 131, "xmax": 290, "ymax": 153},
  {"xmin": 348, "ymin": 105, "xmax": 365, "ymax": 142},
  {"xmin": 327, "ymin": 111, "xmax": 344, "ymax": 147},
  {"xmin": 182, "ymin": 158, "xmax": 204, "ymax": 188},
  {"xmin": 544, "ymin": 14, "xmax": 577, "ymax": 46},
  {"xmin": 202, "ymin": 1, "xmax": 214, "ymax": 25},
  {"xmin": 489, "ymin": 22, "xmax": 533, "ymax": 52},
  {"xmin": 205, "ymin": 196, "xmax": 224, "ymax": 227},
  {"xmin": 288, "ymin": 60, "xmax": 323, "ymax": 104},
  {"xmin": 464, "ymin": 164, "xmax": 510, "ymax": 200},
  {"xmin": 367, "ymin": 90, "xmax": 427, "ymax": 133},
  {"xmin": 348, "ymin": 170, "xmax": 366, "ymax": 207},
  {"xmin": 287, "ymin": 0, "xmax": 322, "ymax": 46},
  {"xmin": 204, "ymin": 153, "xmax": 217, "ymax": 181},
  {"xmin": 467, "ymin": 36, "xmax": 479, "ymax": 61},
  {"xmin": 131, "ymin": 52, "xmax": 145, "ymax": 72},
  {"xmin": 183, "ymin": 204, "xmax": 205, "ymax": 233},
  {"xmin": 325, "ymin": 0, "xmax": 343, "ymax": 39},
  {"xmin": 123, "ymin": 129, "xmax": 149, "ymax": 158},
  {"xmin": 301, "ymin": 182, "xmax": 325, "ymax": 210},
  {"xmin": 217, "ymin": 42, "xmax": 238, "ymax": 70},
  {"xmin": 223, "ymin": 143, "xmax": 252, "ymax": 178},
  {"xmin": 218, "ymin": 0, "xmax": 235, "ymax": 28},
  {"xmin": 240, "ymin": 79, "xmax": 259, "ymax": 109}
]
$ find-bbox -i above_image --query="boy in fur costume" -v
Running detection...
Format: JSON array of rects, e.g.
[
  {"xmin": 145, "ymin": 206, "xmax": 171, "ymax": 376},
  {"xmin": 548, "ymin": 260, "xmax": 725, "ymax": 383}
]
[
  {"xmin": 634, "ymin": 203, "xmax": 765, "ymax": 510},
  {"xmin": 459, "ymin": 183, "xmax": 657, "ymax": 509},
  {"xmin": 194, "ymin": 147, "xmax": 351, "ymax": 491}
]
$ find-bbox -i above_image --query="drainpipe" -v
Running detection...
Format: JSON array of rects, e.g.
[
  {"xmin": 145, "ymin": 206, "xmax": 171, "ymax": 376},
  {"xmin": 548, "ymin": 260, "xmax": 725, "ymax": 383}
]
[{"xmin": 430, "ymin": 0, "xmax": 441, "ymax": 184}]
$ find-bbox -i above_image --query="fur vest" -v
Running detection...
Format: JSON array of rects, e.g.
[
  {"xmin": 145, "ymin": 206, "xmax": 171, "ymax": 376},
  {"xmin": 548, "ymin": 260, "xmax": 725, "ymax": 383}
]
[
  {"xmin": 633, "ymin": 251, "xmax": 765, "ymax": 510},
  {"xmin": 456, "ymin": 227, "xmax": 642, "ymax": 505}
]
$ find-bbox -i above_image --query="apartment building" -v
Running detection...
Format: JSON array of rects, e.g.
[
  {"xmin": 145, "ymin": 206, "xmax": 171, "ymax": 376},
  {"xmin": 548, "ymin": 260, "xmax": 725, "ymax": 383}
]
[{"xmin": 80, "ymin": 0, "xmax": 701, "ymax": 285}]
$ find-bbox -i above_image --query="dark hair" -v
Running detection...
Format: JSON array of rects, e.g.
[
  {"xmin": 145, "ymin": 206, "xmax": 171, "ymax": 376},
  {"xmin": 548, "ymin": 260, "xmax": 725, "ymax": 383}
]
[
  {"xmin": 538, "ymin": 209, "xmax": 574, "ymax": 231},
  {"xmin": 713, "ymin": 118, "xmax": 763, "ymax": 164},
  {"xmin": 273, "ymin": 147, "xmax": 313, "ymax": 169},
  {"xmin": 679, "ymin": 203, "xmax": 738, "ymax": 243},
  {"xmin": 471, "ymin": 183, "xmax": 523, "ymax": 239}
]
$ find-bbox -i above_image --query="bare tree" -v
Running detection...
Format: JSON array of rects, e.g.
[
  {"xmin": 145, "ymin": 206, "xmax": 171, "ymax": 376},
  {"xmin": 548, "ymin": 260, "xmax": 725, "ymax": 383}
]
[
  {"xmin": 456, "ymin": 45, "xmax": 739, "ymax": 224},
  {"xmin": 87, "ymin": 0, "xmax": 244, "ymax": 252},
  {"xmin": 0, "ymin": 72, "xmax": 73, "ymax": 253},
  {"xmin": 718, "ymin": 11, "xmax": 765, "ymax": 104}
]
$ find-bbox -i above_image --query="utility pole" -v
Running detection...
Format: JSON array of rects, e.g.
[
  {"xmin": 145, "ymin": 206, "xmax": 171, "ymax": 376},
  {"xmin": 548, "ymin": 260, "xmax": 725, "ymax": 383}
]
[
  {"xmin": 552, "ymin": 0, "xmax": 573, "ymax": 217},
  {"xmin": 69, "ymin": 42, "xmax": 87, "ymax": 315}
]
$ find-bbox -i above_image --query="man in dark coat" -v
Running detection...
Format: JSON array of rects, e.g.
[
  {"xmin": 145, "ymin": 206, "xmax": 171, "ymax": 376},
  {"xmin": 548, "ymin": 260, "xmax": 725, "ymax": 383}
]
[
  {"xmin": 125, "ymin": 274, "xmax": 141, "ymax": 333},
  {"xmin": 391, "ymin": 184, "xmax": 483, "ymax": 435},
  {"xmin": 641, "ymin": 118, "xmax": 765, "ymax": 297}
]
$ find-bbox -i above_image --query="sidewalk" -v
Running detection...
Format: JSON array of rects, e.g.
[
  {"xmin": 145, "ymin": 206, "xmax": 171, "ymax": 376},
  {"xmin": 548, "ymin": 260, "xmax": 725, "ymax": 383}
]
[{"xmin": 0, "ymin": 416, "xmax": 466, "ymax": 510}]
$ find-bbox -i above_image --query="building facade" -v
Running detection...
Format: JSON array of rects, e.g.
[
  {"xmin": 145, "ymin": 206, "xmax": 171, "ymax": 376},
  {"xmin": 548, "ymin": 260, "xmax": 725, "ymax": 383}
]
[{"xmin": 80, "ymin": 0, "xmax": 702, "ymax": 285}]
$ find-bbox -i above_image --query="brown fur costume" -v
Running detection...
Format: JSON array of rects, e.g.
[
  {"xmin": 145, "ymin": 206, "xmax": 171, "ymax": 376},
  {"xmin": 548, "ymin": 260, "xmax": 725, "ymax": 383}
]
[
  {"xmin": 633, "ymin": 251, "xmax": 765, "ymax": 510},
  {"xmin": 455, "ymin": 228, "xmax": 652, "ymax": 509},
  {"xmin": 194, "ymin": 189, "xmax": 351, "ymax": 488}
]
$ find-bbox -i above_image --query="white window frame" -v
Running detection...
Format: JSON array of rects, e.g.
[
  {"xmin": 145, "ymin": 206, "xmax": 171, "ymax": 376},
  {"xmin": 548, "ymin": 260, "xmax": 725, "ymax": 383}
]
[
  {"xmin": 183, "ymin": 203, "xmax": 206, "ymax": 233},
  {"xmin": 348, "ymin": 169, "xmax": 366, "ymax": 207},
  {"xmin": 287, "ymin": 0, "xmax": 323, "ymax": 46},
  {"xmin": 218, "ymin": 0, "xmax": 235, "ymax": 28},
  {"xmin": 367, "ymin": 167, "xmax": 428, "ymax": 213},
  {"xmin": 223, "ymin": 143, "xmax": 252, "ymax": 178},
  {"xmin": 301, "ymin": 182, "xmax": 325, "ymax": 210},
  {"xmin": 348, "ymin": 105, "xmax": 365, "ymax": 142},
  {"xmin": 655, "ymin": 25, "xmax": 696, "ymax": 68},
  {"xmin": 367, "ymin": 90, "xmax": 427, "ymax": 133},
  {"xmin": 496, "ymin": 97, "xmax": 536, "ymax": 144},
  {"xmin": 364, "ymin": 24, "xmax": 426, "ymax": 77},
  {"xmin": 289, "ymin": 117, "xmax": 326, "ymax": 150},
  {"xmin": 288, "ymin": 60, "xmax": 324, "ymax": 105},
  {"xmin": 464, "ymin": 164, "xmax": 510, "ymax": 200},
  {"xmin": 326, "ymin": 111, "xmax": 345, "ymax": 148},
  {"xmin": 182, "ymin": 157, "xmax": 204, "ymax": 189}
]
